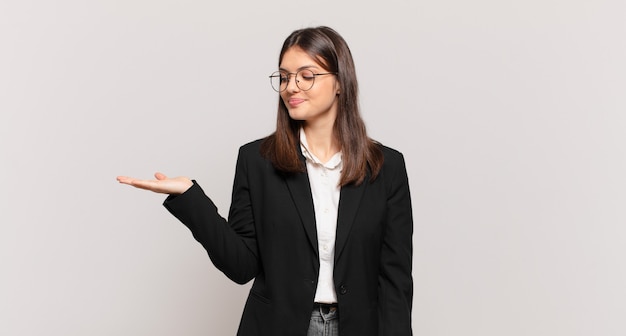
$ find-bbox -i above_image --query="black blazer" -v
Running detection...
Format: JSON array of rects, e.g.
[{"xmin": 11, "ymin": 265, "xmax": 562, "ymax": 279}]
[{"xmin": 164, "ymin": 139, "xmax": 413, "ymax": 335}]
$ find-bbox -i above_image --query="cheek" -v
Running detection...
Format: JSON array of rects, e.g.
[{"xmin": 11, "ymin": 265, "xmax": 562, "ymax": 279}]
[{"xmin": 279, "ymin": 92, "xmax": 289, "ymax": 104}]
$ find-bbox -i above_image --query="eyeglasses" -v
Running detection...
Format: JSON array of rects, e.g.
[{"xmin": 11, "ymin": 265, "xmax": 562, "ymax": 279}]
[{"xmin": 269, "ymin": 69, "xmax": 337, "ymax": 92}]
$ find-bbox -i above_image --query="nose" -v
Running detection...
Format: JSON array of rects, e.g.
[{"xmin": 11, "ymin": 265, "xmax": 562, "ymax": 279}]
[{"xmin": 285, "ymin": 74, "xmax": 300, "ymax": 92}]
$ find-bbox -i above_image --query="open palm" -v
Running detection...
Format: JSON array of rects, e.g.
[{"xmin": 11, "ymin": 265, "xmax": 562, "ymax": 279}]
[{"xmin": 116, "ymin": 172, "xmax": 193, "ymax": 195}]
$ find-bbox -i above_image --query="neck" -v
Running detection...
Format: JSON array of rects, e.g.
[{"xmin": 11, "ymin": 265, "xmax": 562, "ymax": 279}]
[{"xmin": 303, "ymin": 122, "xmax": 340, "ymax": 163}]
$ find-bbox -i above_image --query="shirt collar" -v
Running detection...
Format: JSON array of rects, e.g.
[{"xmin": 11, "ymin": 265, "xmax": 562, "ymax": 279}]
[{"xmin": 300, "ymin": 129, "xmax": 343, "ymax": 170}]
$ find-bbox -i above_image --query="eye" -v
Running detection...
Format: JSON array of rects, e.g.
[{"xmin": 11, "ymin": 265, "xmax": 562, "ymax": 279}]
[
  {"xmin": 299, "ymin": 70, "xmax": 315, "ymax": 81},
  {"xmin": 279, "ymin": 73, "xmax": 289, "ymax": 83}
]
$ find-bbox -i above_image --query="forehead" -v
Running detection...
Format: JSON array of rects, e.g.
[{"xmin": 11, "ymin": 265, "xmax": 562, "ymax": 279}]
[{"xmin": 279, "ymin": 47, "xmax": 326, "ymax": 71}]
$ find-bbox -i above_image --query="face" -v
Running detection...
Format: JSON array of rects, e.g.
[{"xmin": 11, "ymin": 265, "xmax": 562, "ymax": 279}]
[{"xmin": 279, "ymin": 47, "xmax": 340, "ymax": 127}]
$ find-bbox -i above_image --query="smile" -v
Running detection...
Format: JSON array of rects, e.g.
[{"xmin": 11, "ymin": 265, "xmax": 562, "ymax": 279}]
[{"xmin": 288, "ymin": 98, "xmax": 306, "ymax": 107}]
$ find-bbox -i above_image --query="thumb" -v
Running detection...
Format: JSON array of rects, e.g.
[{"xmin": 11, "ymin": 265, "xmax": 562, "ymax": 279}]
[{"xmin": 154, "ymin": 172, "xmax": 168, "ymax": 180}]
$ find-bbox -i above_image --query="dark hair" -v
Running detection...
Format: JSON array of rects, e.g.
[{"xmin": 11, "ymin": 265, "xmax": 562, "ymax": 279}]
[{"xmin": 260, "ymin": 26, "xmax": 383, "ymax": 186}]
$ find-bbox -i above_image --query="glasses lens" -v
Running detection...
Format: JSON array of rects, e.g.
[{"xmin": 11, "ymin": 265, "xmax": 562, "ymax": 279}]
[
  {"xmin": 297, "ymin": 69, "xmax": 315, "ymax": 91},
  {"xmin": 270, "ymin": 71, "xmax": 286, "ymax": 92}
]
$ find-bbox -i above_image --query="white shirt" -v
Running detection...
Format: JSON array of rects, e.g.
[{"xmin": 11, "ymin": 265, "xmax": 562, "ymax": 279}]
[{"xmin": 300, "ymin": 130, "xmax": 342, "ymax": 303}]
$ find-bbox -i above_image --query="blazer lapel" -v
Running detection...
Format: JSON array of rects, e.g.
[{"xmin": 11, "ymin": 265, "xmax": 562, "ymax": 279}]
[
  {"xmin": 283, "ymin": 142, "xmax": 369, "ymax": 261},
  {"xmin": 285, "ymin": 171, "xmax": 319, "ymax": 258},
  {"xmin": 335, "ymin": 180, "xmax": 368, "ymax": 261}
]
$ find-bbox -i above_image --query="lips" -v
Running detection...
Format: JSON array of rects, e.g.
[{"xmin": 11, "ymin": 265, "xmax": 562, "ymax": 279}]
[{"xmin": 288, "ymin": 98, "xmax": 306, "ymax": 107}]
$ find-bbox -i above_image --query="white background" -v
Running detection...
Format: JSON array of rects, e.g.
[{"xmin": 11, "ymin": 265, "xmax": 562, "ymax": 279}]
[{"xmin": 1, "ymin": 0, "xmax": 625, "ymax": 335}]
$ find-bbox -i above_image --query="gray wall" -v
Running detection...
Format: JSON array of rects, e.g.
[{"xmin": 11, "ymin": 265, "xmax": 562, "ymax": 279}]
[{"xmin": 1, "ymin": 0, "xmax": 625, "ymax": 335}]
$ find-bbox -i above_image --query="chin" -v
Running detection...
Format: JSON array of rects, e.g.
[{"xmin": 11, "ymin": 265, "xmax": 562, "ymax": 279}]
[{"xmin": 288, "ymin": 111, "xmax": 307, "ymax": 121}]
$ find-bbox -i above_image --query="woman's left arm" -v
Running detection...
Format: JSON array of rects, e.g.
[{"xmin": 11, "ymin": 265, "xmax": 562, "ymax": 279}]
[{"xmin": 378, "ymin": 152, "xmax": 414, "ymax": 335}]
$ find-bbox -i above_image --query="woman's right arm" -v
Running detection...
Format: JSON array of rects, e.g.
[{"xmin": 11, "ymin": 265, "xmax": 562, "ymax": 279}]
[{"xmin": 117, "ymin": 151, "xmax": 260, "ymax": 285}]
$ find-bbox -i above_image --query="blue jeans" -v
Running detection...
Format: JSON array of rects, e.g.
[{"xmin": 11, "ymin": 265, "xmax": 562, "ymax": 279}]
[{"xmin": 307, "ymin": 306, "xmax": 339, "ymax": 336}]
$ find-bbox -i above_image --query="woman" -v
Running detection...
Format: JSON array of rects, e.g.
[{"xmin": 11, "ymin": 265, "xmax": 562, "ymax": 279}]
[{"xmin": 118, "ymin": 26, "xmax": 413, "ymax": 336}]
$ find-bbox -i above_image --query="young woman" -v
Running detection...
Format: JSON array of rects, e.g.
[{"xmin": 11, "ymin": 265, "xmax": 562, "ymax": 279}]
[{"xmin": 117, "ymin": 26, "xmax": 413, "ymax": 336}]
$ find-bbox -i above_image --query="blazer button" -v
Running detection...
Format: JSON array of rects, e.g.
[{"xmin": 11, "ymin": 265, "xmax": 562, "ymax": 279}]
[{"xmin": 339, "ymin": 285, "xmax": 348, "ymax": 295}]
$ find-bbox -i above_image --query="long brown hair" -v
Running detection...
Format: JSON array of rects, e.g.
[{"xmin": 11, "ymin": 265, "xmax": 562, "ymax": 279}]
[{"xmin": 260, "ymin": 26, "xmax": 383, "ymax": 186}]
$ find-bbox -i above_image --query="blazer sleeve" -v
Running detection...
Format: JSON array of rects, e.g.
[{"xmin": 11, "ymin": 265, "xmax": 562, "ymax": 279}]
[
  {"xmin": 162, "ymin": 147, "xmax": 259, "ymax": 284},
  {"xmin": 378, "ymin": 152, "xmax": 414, "ymax": 335}
]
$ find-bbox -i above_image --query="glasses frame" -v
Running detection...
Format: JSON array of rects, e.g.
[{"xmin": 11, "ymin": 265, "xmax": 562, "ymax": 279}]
[{"xmin": 269, "ymin": 69, "xmax": 338, "ymax": 92}]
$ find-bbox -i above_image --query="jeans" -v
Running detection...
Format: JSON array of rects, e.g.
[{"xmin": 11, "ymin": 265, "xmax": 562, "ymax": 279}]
[{"xmin": 307, "ymin": 306, "xmax": 339, "ymax": 336}]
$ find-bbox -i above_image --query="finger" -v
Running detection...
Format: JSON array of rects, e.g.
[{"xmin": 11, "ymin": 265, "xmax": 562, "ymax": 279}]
[
  {"xmin": 127, "ymin": 179, "xmax": 158, "ymax": 191},
  {"xmin": 154, "ymin": 172, "xmax": 168, "ymax": 180},
  {"xmin": 116, "ymin": 176, "xmax": 135, "ymax": 185},
  {"xmin": 117, "ymin": 176, "xmax": 157, "ymax": 190}
]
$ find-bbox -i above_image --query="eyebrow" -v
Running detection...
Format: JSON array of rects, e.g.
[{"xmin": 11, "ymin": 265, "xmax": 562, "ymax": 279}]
[{"xmin": 278, "ymin": 65, "xmax": 321, "ymax": 72}]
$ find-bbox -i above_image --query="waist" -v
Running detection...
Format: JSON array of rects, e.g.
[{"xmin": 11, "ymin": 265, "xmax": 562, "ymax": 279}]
[{"xmin": 313, "ymin": 302, "xmax": 338, "ymax": 314}]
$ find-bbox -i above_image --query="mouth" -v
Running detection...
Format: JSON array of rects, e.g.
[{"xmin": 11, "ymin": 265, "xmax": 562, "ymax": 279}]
[{"xmin": 287, "ymin": 98, "xmax": 306, "ymax": 107}]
